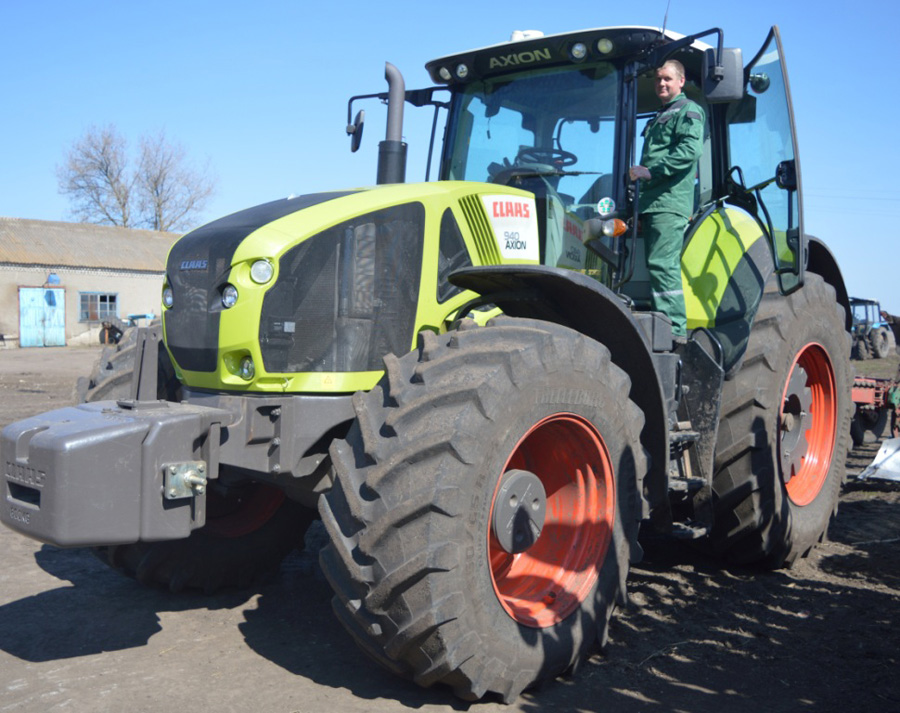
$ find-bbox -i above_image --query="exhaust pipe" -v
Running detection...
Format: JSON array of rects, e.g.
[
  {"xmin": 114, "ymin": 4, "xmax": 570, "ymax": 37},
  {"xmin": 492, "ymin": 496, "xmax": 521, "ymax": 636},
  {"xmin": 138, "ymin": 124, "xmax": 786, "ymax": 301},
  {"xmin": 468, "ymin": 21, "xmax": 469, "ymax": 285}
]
[{"xmin": 376, "ymin": 62, "xmax": 407, "ymax": 184}]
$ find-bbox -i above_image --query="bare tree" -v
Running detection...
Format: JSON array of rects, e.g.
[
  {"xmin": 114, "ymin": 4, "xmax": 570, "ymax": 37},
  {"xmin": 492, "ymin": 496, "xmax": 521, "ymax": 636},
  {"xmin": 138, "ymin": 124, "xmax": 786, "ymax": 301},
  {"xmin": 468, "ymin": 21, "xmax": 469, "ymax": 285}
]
[
  {"xmin": 57, "ymin": 125, "xmax": 215, "ymax": 232},
  {"xmin": 57, "ymin": 125, "xmax": 134, "ymax": 227},
  {"xmin": 138, "ymin": 131, "xmax": 215, "ymax": 232}
]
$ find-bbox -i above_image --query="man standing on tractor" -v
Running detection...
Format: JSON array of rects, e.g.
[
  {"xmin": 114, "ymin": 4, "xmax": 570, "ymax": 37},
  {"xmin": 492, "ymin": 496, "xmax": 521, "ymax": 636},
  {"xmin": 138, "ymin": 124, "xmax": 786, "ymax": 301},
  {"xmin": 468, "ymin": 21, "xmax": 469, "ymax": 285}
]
[{"xmin": 629, "ymin": 59, "xmax": 706, "ymax": 339}]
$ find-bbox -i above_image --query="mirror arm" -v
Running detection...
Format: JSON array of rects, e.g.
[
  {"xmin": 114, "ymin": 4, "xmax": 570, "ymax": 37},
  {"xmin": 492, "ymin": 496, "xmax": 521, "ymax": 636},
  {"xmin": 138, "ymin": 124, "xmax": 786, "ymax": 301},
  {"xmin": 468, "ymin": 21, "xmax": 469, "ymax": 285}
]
[
  {"xmin": 641, "ymin": 27, "xmax": 725, "ymax": 79},
  {"xmin": 346, "ymin": 91, "xmax": 387, "ymax": 127}
]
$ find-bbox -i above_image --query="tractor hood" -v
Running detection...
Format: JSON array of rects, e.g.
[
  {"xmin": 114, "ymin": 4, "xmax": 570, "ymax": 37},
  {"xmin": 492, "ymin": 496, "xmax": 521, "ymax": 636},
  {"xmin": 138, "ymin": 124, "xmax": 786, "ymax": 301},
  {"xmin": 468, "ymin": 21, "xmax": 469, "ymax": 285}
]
[{"xmin": 162, "ymin": 181, "xmax": 538, "ymax": 394}]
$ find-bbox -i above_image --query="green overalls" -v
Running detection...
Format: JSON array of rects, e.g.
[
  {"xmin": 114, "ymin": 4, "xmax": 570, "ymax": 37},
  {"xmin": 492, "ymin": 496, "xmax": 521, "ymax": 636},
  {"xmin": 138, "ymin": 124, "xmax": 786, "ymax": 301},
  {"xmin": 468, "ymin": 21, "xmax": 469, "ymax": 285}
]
[{"xmin": 637, "ymin": 94, "xmax": 706, "ymax": 337}]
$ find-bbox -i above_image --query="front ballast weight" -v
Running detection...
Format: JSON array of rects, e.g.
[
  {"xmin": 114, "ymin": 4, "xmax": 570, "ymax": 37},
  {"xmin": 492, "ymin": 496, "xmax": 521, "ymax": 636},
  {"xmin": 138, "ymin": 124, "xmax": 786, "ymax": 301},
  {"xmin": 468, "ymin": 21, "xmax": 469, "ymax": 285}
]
[{"xmin": 1, "ymin": 399, "xmax": 227, "ymax": 548}]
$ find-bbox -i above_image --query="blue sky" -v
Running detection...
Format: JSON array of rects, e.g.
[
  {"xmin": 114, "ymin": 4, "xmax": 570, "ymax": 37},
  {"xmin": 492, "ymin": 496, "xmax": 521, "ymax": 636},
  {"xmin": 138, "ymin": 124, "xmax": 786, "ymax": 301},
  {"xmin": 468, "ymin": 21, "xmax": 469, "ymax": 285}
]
[{"xmin": 3, "ymin": 0, "xmax": 899, "ymax": 311}]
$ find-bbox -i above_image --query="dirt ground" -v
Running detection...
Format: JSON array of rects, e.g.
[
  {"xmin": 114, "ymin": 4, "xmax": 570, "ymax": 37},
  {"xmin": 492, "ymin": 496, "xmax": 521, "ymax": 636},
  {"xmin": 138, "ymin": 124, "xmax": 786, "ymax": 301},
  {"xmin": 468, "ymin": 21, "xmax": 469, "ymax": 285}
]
[{"xmin": 0, "ymin": 345, "xmax": 898, "ymax": 713}]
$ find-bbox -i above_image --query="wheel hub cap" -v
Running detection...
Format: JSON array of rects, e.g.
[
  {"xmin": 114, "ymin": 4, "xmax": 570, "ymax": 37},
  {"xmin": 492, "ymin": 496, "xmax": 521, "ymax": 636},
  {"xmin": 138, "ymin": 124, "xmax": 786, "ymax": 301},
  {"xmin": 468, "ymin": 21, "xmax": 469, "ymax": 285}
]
[
  {"xmin": 490, "ymin": 469, "xmax": 547, "ymax": 554},
  {"xmin": 780, "ymin": 364, "xmax": 813, "ymax": 482}
]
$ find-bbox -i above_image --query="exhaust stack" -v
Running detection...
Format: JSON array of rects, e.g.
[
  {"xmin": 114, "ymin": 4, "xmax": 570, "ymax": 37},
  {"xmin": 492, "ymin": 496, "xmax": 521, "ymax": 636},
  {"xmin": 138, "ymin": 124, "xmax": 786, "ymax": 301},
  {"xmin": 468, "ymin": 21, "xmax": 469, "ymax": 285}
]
[{"xmin": 376, "ymin": 62, "xmax": 407, "ymax": 184}]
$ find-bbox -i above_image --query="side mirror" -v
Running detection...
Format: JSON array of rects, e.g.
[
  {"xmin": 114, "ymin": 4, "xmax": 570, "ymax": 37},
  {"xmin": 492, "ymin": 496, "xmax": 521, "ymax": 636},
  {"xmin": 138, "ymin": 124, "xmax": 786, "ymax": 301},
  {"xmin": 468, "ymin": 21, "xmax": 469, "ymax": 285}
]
[
  {"xmin": 347, "ymin": 109, "xmax": 366, "ymax": 153},
  {"xmin": 749, "ymin": 72, "xmax": 771, "ymax": 94},
  {"xmin": 775, "ymin": 159, "xmax": 797, "ymax": 191},
  {"xmin": 702, "ymin": 47, "xmax": 744, "ymax": 103}
]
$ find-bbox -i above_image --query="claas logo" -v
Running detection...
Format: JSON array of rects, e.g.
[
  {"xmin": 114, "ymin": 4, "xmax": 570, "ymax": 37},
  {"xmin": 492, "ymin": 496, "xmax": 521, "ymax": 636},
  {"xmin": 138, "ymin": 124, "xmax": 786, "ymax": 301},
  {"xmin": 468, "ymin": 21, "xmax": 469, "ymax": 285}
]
[{"xmin": 492, "ymin": 200, "xmax": 531, "ymax": 218}]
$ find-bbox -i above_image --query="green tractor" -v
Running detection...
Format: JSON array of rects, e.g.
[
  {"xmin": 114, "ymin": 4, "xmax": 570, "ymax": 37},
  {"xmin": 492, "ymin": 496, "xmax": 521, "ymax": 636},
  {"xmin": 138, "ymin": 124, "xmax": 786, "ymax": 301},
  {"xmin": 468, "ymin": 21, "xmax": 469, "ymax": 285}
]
[{"xmin": 2, "ymin": 25, "xmax": 851, "ymax": 701}]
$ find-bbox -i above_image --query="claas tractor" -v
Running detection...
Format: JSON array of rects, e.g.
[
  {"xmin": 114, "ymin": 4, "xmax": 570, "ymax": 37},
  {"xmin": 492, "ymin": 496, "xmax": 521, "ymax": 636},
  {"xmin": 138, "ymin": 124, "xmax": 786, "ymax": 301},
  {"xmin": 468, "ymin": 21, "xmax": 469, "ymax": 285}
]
[{"xmin": 2, "ymin": 25, "xmax": 851, "ymax": 702}]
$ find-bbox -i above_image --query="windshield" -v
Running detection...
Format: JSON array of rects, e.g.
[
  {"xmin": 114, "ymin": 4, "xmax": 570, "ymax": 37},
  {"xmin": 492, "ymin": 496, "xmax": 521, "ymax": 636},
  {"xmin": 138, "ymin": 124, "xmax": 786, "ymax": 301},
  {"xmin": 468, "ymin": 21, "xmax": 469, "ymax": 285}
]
[
  {"xmin": 440, "ymin": 63, "xmax": 621, "ymax": 269},
  {"xmin": 852, "ymin": 302, "xmax": 877, "ymax": 325},
  {"xmin": 442, "ymin": 63, "xmax": 620, "ymax": 212}
]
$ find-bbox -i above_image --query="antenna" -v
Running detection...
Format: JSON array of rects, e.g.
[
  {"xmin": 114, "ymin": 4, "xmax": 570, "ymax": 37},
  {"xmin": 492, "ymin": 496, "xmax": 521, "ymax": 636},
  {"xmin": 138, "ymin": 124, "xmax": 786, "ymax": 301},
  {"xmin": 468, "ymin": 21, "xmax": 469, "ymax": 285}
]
[{"xmin": 661, "ymin": 0, "xmax": 671, "ymax": 37}]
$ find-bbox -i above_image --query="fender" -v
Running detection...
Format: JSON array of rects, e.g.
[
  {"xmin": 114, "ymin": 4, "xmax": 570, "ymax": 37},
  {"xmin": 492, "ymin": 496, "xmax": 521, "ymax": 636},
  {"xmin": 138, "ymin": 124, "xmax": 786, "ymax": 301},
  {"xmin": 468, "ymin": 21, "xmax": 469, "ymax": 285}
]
[
  {"xmin": 807, "ymin": 235, "xmax": 850, "ymax": 330},
  {"xmin": 449, "ymin": 264, "xmax": 672, "ymax": 529}
]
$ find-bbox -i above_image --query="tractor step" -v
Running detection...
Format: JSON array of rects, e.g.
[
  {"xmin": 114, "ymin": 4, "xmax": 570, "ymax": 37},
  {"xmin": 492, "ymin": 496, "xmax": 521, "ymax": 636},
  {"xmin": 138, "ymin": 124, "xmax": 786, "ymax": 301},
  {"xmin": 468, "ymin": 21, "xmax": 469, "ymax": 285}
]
[
  {"xmin": 669, "ymin": 428, "xmax": 700, "ymax": 447},
  {"xmin": 669, "ymin": 521, "xmax": 710, "ymax": 539},
  {"xmin": 668, "ymin": 476, "xmax": 705, "ymax": 494}
]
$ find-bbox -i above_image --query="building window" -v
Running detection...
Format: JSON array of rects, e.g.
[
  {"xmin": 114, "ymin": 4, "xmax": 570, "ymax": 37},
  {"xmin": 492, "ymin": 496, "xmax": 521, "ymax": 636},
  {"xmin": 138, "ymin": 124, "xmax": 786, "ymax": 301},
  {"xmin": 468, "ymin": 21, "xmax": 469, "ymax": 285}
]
[{"xmin": 80, "ymin": 292, "xmax": 118, "ymax": 322}]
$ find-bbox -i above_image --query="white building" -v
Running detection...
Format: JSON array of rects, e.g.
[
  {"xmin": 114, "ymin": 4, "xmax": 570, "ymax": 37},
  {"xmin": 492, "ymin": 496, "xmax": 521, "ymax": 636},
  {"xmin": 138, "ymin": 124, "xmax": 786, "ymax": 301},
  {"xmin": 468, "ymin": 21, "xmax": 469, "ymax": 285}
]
[{"xmin": 0, "ymin": 217, "xmax": 179, "ymax": 347}]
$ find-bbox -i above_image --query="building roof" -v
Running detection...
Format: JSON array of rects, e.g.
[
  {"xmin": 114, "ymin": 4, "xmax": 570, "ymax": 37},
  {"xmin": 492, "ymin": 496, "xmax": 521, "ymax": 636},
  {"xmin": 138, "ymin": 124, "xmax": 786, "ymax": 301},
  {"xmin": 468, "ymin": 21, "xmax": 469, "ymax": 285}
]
[{"xmin": 0, "ymin": 217, "xmax": 181, "ymax": 272}]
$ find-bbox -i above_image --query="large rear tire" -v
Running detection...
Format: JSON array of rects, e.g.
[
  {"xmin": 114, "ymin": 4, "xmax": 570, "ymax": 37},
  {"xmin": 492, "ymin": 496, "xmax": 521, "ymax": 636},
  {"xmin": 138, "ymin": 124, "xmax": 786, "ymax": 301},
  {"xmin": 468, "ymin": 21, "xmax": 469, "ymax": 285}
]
[
  {"xmin": 852, "ymin": 335, "xmax": 871, "ymax": 361},
  {"xmin": 82, "ymin": 324, "xmax": 311, "ymax": 592},
  {"xmin": 710, "ymin": 274, "xmax": 852, "ymax": 567},
  {"xmin": 319, "ymin": 318, "xmax": 647, "ymax": 701},
  {"xmin": 872, "ymin": 327, "xmax": 892, "ymax": 359},
  {"xmin": 885, "ymin": 327, "xmax": 897, "ymax": 354}
]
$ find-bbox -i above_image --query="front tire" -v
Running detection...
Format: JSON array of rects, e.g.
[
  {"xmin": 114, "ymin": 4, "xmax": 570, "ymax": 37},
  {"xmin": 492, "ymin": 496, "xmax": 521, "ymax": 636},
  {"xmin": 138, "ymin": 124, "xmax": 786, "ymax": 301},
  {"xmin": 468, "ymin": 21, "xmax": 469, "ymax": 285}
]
[
  {"xmin": 710, "ymin": 274, "xmax": 852, "ymax": 567},
  {"xmin": 319, "ymin": 319, "xmax": 647, "ymax": 701},
  {"xmin": 82, "ymin": 325, "xmax": 312, "ymax": 592},
  {"xmin": 76, "ymin": 322, "xmax": 177, "ymax": 402},
  {"xmin": 95, "ymin": 485, "xmax": 314, "ymax": 593}
]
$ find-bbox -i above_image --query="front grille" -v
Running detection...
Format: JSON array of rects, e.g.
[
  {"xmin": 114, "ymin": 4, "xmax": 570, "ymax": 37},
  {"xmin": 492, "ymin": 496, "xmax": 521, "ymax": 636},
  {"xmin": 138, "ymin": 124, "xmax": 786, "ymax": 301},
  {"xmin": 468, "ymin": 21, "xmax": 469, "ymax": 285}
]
[
  {"xmin": 260, "ymin": 203, "xmax": 425, "ymax": 374},
  {"xmin": 165, "ymin": 233, "xmax": 240, "ymax": 372},
  {"xmin": 165, "ymin": 193, "xmax": 355, "ymax": 373}
]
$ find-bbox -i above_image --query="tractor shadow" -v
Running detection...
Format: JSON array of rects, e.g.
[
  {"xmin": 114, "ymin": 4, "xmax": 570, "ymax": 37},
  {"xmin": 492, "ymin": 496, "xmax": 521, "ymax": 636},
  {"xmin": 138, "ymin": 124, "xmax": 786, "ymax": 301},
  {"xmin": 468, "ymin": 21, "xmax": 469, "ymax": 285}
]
[
  {"xmin": 238, "ymin": 522, "xmax": 474, "ymax": 709},
  {"xmin": 0, "ymin": 544, "xmax": 253, "ymax": 662},
  {"xmin": 0, "ymin": 536, "xmax": 459, "ymax": 709}
]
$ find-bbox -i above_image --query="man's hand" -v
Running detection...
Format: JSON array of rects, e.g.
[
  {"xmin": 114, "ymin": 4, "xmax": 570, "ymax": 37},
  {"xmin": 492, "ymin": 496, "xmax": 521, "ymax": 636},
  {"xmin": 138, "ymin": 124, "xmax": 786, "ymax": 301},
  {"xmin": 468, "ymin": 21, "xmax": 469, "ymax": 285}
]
[{"xmin": 629, "ymin": 165, "xmax": 651, "ymax": 181}]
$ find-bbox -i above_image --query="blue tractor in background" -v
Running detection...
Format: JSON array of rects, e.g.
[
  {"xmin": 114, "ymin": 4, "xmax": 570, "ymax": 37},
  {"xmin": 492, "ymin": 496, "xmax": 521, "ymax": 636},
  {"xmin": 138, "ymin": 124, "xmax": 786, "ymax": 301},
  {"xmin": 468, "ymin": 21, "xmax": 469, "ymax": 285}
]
[{"xmin": 851, "ymin": 297, "xmax": 895, "ymax": 360}]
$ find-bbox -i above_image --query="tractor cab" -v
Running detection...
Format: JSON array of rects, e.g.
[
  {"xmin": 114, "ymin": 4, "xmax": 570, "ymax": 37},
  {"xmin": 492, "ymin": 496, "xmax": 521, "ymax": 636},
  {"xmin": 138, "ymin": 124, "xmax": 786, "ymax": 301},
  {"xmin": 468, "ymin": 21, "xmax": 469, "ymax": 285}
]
[
  {"xmin": 423, "ymin": 26, "xmax": 804, "ymax": 300},
  {"xmin": 851, "ymin": 297, "xmax": 886, "ymax": 332}
]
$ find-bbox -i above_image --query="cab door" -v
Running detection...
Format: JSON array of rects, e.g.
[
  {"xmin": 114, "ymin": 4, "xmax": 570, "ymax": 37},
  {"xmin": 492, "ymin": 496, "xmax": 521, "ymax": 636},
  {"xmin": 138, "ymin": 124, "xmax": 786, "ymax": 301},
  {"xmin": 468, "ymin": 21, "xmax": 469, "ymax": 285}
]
[{"xmin": 726, "ymin": 26, "xmax": 804, "ymax": 293}]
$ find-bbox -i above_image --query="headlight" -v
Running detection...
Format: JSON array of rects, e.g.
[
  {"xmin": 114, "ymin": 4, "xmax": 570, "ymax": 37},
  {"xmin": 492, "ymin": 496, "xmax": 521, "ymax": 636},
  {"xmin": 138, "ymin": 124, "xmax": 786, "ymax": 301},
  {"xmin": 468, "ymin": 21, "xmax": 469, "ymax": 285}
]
[
  {"xmin": 597, "ymin": 197, "xmax": 616, "ymax": 216},
  {"xmin": 162, "ymin": 286, "xmax": 174, "ymax": 308},
  {"xmin": 239, "ymin": 356, "xmax": 255, "ymax": 380},
  {"xmin": 222, "ymin": 284, "xmax": 238, "ymax": 309},
  {"xmin": 570, "ymin": 42, "xmax": 588, "ymax": 61},
  {"xmin": 250, "ymin": 259, "xmax": 274, "ymax": 284}
]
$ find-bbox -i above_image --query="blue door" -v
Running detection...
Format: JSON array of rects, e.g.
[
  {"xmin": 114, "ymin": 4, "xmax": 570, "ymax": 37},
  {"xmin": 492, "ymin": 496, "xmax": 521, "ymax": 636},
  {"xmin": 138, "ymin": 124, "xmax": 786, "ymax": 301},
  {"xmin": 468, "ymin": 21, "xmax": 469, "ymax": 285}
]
[{"xmin": 19, "ymin": 287, "xmax": 66, "ymax": 347}]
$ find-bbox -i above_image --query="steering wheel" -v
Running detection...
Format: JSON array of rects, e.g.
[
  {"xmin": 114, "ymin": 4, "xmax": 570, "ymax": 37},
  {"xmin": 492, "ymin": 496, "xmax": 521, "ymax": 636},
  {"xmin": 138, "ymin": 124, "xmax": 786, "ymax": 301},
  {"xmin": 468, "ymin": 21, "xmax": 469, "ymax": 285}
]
[{"xmin": 515, "ymin": 147, "xmax": 578, "ymax": 168}]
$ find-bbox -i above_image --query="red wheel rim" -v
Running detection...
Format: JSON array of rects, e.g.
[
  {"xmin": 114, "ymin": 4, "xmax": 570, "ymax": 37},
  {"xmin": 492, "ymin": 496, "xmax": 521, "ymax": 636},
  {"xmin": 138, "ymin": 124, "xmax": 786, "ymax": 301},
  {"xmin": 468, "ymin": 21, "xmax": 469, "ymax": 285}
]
[
  {"xmin": 779, "ymin": 343, "xmax": 837, "ymax": 507},
  {"xmin": 203, "ymin": 484, "xmax": 285, "ymax": 538},
  {"xmin": 488, "ymin": 413, "xmax": 615, "ymax": 628}
]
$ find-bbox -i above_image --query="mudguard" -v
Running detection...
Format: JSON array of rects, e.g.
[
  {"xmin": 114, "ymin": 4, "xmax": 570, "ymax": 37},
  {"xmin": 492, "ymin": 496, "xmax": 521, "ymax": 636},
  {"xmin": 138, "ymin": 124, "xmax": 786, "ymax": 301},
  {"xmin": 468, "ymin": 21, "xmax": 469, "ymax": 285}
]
[{"xmin": 449, "ymin": 264, "xmax": 673, "ymax": 527}]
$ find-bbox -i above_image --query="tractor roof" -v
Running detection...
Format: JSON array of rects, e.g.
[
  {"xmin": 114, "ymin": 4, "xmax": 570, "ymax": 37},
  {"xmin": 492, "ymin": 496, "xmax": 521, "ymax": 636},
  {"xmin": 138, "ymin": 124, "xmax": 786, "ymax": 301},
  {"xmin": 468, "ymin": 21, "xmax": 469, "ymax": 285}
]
[{"xmin": 425, "ymin": 26, "xmax": 714, "ymax": 86}]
